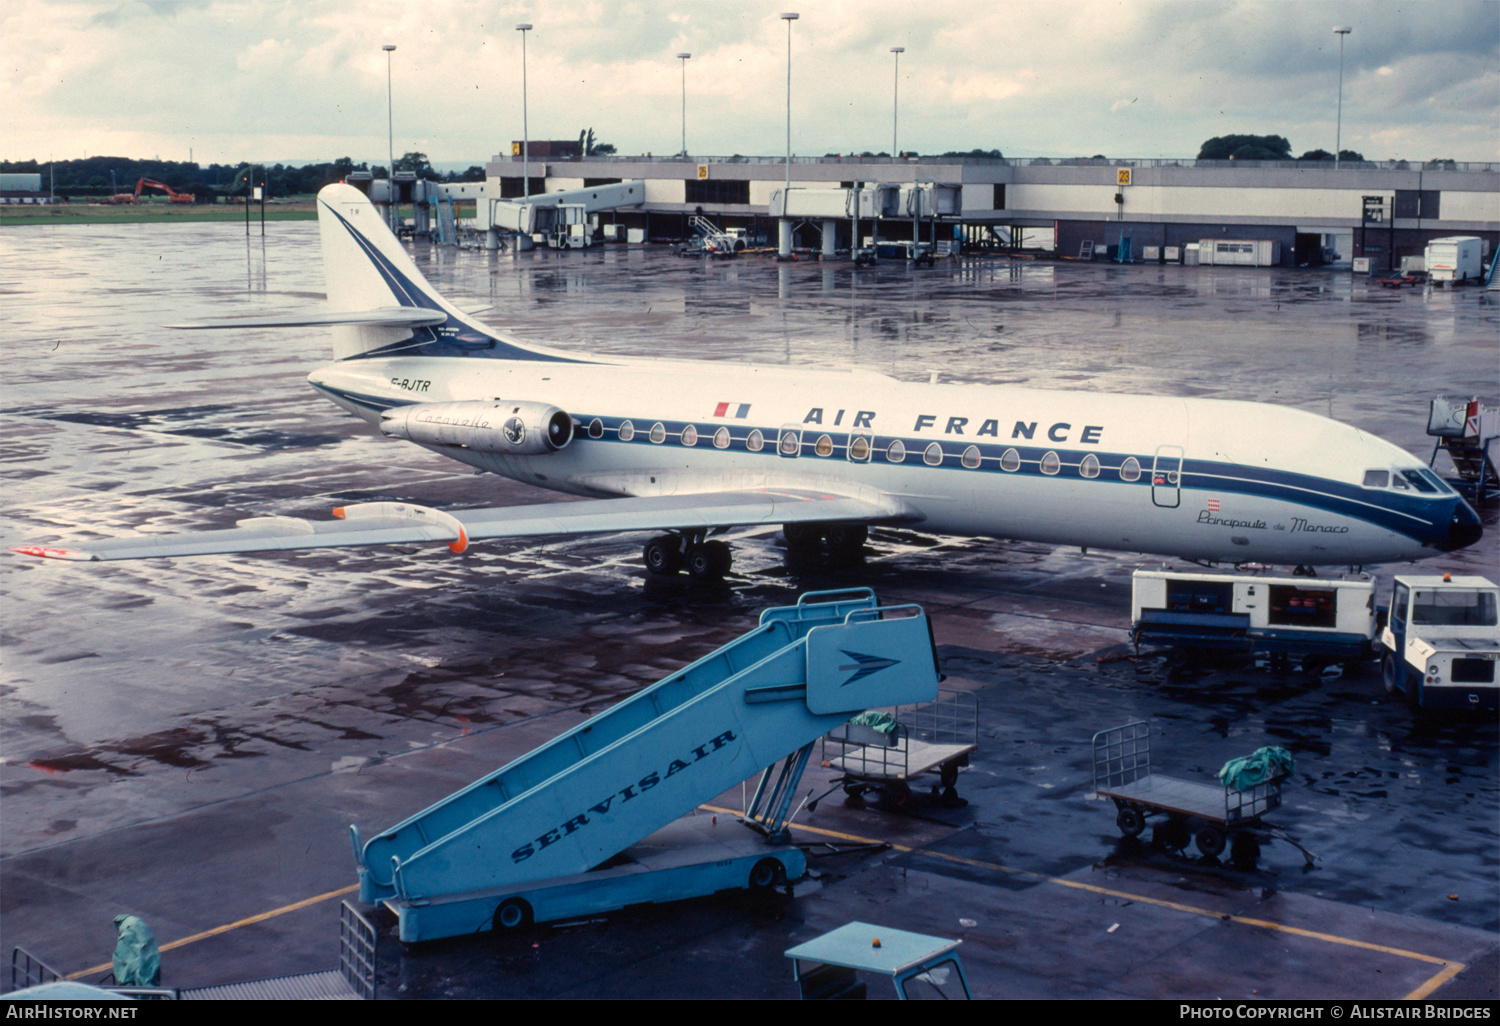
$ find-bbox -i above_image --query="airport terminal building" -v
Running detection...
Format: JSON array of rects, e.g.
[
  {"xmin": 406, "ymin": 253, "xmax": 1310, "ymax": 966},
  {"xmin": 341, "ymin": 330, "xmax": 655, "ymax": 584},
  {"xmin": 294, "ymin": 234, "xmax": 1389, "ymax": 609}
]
[{"xmin": 481, "ymin": 152, "xmax": 1499, "ymax": 272}]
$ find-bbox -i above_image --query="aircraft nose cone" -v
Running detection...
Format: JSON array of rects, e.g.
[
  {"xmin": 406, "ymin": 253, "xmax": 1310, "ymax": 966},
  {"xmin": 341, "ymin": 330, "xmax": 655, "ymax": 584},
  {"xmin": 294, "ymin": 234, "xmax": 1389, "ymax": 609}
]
[{"xmin": 1443, "ymin": 500, "xmax": 1483, "ymax": 552}]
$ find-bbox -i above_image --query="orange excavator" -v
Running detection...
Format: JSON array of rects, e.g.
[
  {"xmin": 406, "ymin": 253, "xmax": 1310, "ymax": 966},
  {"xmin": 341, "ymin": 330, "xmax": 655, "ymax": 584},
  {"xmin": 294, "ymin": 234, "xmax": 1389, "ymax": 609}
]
[{"xmin": 132, "ymin": 178, "xmax": 196, "ymax": 204}]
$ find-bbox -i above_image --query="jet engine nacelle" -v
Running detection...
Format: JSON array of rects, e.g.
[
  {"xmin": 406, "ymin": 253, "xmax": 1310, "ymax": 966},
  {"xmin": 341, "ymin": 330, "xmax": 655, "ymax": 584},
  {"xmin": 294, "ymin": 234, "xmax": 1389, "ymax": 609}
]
[{"xmin": 380, "ymin": 400, "xmax": 574, "ymax": 455}]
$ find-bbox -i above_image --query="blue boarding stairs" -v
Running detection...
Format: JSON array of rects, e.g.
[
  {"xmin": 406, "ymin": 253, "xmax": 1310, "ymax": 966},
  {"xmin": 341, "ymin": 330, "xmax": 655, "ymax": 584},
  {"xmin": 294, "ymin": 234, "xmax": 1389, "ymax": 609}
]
[{"xmin": 351, "ymin": 589, "xmax": 941, "ymax": 941}]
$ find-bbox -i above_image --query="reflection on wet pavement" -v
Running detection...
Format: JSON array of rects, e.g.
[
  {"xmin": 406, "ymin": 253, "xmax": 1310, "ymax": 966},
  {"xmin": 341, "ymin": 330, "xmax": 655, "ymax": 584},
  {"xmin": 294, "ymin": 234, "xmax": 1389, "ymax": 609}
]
[{"xmin": 1, "ymin": 224, "xmax": 1495, "ymax": 945}]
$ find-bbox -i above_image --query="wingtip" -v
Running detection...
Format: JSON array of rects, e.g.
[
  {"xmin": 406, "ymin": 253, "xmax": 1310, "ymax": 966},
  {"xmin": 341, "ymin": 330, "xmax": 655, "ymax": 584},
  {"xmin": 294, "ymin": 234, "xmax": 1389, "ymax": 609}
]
[{"xmin": 11, "ymin": 545, "xmax": 94, "ymax": 562}]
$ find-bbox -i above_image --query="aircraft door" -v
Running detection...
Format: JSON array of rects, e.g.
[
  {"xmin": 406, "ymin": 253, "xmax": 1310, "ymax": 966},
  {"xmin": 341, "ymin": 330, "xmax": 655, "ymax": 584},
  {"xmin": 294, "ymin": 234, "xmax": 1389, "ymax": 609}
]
[{"xmin": 1151, "ymin": 445, "xmax": 1184, "ymax": 508}]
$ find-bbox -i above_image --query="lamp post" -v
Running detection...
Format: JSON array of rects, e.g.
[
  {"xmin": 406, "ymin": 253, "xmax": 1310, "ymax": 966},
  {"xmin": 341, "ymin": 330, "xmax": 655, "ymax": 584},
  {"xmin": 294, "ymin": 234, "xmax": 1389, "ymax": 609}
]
[
  {"xmin": 517, "ymin": 24, "xmax": 532, "ymax": 199},
  {"xmin": 890, "ymin": 46, "xmax": 904, "ymax": 159},
  {"xmin": 677, "ymin": 53, "xmax": 691, "ymax": 157},
  {"xmin": 382, "ymin": 44, "xmax": 396, "ymax": 231},
  {"xmin": 1333, "ymin": 26, "xmax": 1351, "ymax": 168},
  {"xmin": 778, "ymin": 12, "xmax": 798, "ymax": 259}
]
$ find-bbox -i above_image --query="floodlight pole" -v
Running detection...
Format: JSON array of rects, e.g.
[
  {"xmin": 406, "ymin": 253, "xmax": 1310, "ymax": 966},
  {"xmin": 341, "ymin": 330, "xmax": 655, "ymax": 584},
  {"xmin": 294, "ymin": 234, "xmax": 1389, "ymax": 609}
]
[
  {"xmin": 1333, "ymin": 26, "xmax": 1351, "ymax": 168},
  {"xmin": 517, "ymin": 25, "xmax": 532, "ymax": 199},
  {"xmin": 383, "ymin": 44, "xmax": 397, "ymax": 231},
  {"xmin": 677, "ymin": 53, "xmax": 691, "ymax": 157},
  {"xmin": 778, "ymin": 13, "xmax": 798, "ymax": 259},
  {"xmin": 890, "ymin": 47, "xmax": 904, "ymax": 159}
]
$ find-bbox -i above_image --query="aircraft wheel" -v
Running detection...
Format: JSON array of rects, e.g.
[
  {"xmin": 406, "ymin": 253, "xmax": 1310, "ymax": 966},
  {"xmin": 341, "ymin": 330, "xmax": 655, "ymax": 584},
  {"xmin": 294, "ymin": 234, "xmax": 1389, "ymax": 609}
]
[
  {"xmin": 825, "ymin": 523, "xmax": 868, "ymax": 557},
  {"xmin": 782, "ymin": 522, "xmax": 823, "ymax": 551},
  {"xmin": 686, "ymin": 540, "xmax": 731, "ymax": 581},
  {"xmin": 493, "ymin": 898, "xmax": 533, "ymax": 931},
  {"xmin": 1195, "ymin": 825, "xmax": 1226, "ymax": 858},
  {"xmin": 643, "ymin": 535, "xmax": 683, "ymax": 575},
  {"xmin": 1116, "ymin": 807, "xmax": 1146, "ymax": 838}
]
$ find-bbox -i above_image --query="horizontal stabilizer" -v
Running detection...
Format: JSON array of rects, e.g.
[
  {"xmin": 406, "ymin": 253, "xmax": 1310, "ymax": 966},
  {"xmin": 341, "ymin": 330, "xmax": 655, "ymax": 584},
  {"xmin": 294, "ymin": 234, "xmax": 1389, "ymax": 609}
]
[
  {"xmin": 164, "ymin": 308, "xmax": 448, "ymax": 330},
  {"xmin": 10, "ymin": 489, "xmax": 917, "ymax": 562}
]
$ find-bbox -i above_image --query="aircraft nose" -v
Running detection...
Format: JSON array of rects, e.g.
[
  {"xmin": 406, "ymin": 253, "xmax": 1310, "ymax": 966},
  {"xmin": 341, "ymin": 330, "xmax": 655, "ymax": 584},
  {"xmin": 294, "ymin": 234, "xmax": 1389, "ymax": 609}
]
[{"xmin": 1442, "ymin": 499, "xmax": 1483, "ymax": 552}]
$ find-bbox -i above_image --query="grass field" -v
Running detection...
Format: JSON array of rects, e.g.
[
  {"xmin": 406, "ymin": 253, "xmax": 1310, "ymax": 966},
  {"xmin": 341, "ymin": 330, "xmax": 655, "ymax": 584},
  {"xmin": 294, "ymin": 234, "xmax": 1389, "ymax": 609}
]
[{"xmin": 0, "ymin": 199, "xmax": 318, "ymax": 226}]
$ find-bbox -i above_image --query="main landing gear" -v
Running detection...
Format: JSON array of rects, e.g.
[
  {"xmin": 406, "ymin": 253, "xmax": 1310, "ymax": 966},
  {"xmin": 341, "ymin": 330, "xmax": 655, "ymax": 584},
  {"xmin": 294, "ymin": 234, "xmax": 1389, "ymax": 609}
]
[
  {"xmin": 643, "ymin": 532, "xmax": 733, "ymax": 582},
  {"xmin": 641, "ymin": 521, "xmax": 871, "ymax": 581},
  {"xmin": 783, "ymin": 522, "xmax": 868, "ymax": 565}
]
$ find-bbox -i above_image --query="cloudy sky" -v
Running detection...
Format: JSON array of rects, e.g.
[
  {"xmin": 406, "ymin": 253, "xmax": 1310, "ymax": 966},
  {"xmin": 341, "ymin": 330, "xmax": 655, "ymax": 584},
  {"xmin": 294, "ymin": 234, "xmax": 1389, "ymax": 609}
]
[{"xmin": 4, "ymin": 0, "xmax": 1497, "ymax": 167}]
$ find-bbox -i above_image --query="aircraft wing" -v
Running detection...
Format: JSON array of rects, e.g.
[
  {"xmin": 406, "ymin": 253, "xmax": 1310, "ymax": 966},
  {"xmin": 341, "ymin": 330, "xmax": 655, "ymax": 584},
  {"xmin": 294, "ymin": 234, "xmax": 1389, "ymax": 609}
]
[
  {"xmin": 164, "ymin": 308, "xmax": 447, "ymax": 329},
  {"xmin": 10, "ymin": 489, "xmax": 920, "ymax": 562}
]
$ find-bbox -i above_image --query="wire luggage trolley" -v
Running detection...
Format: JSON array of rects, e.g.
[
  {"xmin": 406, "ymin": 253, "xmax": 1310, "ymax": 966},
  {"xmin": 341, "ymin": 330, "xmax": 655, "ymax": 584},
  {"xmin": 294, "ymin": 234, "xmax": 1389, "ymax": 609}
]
[
  {"xmin": 1092, "ymin": 721, "xmax": 1287, "ymax": 862},
  {"xmin": 812, "ymin": 689, "xmax": 978, "ymax": 812}
]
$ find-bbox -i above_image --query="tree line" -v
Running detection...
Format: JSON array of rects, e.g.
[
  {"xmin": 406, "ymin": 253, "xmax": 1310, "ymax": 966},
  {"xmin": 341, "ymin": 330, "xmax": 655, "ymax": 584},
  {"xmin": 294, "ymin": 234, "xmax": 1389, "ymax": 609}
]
[{"xmin": 0, "ymin": 152, "xmax": 485, "ymax": 201}]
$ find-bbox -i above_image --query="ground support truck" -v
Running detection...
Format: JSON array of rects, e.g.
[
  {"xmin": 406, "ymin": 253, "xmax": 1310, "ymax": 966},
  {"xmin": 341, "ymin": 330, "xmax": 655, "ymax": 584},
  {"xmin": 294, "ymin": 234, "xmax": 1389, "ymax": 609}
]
[
  {"xmin": 1131, "ymin": 569, "xmax": 1379, "ymax": 673},
  {"xmin": 1381, "ymin": 575, "xmax": 1499, "ymax": 711}
]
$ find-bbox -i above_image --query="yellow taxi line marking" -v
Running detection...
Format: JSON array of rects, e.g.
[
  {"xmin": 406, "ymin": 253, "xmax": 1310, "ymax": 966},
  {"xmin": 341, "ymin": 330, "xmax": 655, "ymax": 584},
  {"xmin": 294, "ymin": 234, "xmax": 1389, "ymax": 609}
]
[
  {"xmin": 66, "ymin": 884, "xmax": 358, "ymax": 981},
  {"xmin": 700, "ymin": 805, "xmax": 1469, "ymax": 993},
  {"xmin": 64, "ymin": 810, "xmax": 1468, "ymax": 1001}
]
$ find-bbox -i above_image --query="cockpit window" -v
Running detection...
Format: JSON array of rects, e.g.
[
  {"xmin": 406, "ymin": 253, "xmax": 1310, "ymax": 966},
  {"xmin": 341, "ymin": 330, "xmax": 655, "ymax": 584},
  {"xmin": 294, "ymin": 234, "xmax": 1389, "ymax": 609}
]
[
  {"xmin": 1399, "ymin": 470, "xmax": 1437, "ymax": 494},
  {"xmin": 1362, "ymin": 470, "xmax": 1389, "ymax": 488},
  {"xmin": 1415, "ymin": 468, "xmax": 1455, "ymax": 494}
]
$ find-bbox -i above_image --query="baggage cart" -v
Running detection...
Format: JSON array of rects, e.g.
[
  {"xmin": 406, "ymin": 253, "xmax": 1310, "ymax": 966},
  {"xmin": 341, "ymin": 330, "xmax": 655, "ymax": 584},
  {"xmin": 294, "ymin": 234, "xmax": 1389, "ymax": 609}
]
[
  {"xmin": 814, "ymin": 690, "xmax": 977, "ymax": 811},
  {"xmin": 1092, "ymin": 720, "xmax": 1286, "ymax": 862}
]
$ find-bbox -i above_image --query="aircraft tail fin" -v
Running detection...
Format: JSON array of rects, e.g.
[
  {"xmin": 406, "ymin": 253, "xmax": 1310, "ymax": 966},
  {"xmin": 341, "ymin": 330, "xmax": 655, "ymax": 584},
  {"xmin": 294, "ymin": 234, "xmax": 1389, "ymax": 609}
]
[{"xmin": 313, "ymin": 183, "xmax": 584, "ymax": 364}]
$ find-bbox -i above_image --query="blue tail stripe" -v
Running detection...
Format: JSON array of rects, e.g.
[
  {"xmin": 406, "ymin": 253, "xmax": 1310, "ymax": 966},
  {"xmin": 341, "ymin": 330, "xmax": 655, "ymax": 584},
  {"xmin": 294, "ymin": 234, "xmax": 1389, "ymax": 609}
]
[{"xmin": 320, "ymin": 200, "xmax": 589, "ymax": 365}]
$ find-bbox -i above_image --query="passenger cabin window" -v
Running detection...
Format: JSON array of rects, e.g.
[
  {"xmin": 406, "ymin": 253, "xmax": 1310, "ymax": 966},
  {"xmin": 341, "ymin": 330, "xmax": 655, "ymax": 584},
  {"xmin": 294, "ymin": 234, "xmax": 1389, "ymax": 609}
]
[
  {"xmin": 649, "ymin": 422, "xmax": 667, "ymax": 444},
  {"xmin": 961, "ymin": 445, "xmax": 981, "ymax": 469},
  {"xmin": 1040, "ymin": 451, "xmax": 1060, "ymax": 475},
  {"xmin": 681, "ymin": 424, "xmax": 698, "ymax": 446},
  {"xmin": 778, "ymin": 429, "xmax": 800, "ymax": 455},
  {"xmin": 1120, "ymin": 456, "xmax": 1141, "ymax": 482},
  {"xmin": 1080, "ymin": 454, "xmax": 1100, "ymax": 478},
  {"xmin": 1000, "ymin": 448, "xmax": 1021, "ymax": 472},
  {"xmin": 617, "ymin": 420, "xmax": 635, "ymax": 442},
  {"xmin": 815, "ymin": 434, "xmax": 834, "ymax": 457},
  {"xmin": 1362, "ymin": 469, "xmax": 1388, "ymax": 487},
  {"xmin": 848, "ymin": 434, "xmax": 871, "ymax": 462},
  {"xmin": 886, "ymin": 439, "xmax": 907, "ymax": 463},
  {"xmin": 746, "ymin": 429, "xmax": 764, "ymax": 452},
  {"xmin": 923, "ymin": 442, "xmax": 944, "ymax": 466},
  {"xmin": 1411, "ymin": 589, "xmax": 1498, "ymax": 627},
  {"xmin": 588, "ymin": 418, "xmax": 604, "ymax": 439},
  {"xmin": 713, "ymin": 426, "xmax": 731, "ymax": 449}
]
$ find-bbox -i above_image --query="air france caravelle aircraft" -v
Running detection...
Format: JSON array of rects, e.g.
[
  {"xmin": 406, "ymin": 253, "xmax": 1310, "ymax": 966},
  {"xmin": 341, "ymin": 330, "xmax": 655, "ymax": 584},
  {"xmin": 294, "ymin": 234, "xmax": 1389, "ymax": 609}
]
[{"xmin": 12, "ymin": 183, "xmax": 1483, "ymax": 578}]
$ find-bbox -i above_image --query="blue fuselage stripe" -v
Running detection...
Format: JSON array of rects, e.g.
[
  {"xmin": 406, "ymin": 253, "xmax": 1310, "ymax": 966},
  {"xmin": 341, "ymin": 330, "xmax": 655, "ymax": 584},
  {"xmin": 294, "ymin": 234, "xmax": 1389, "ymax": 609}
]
[{"xmin": 308, "ymin": 381, "xmax": 1453, "ymax": 546}]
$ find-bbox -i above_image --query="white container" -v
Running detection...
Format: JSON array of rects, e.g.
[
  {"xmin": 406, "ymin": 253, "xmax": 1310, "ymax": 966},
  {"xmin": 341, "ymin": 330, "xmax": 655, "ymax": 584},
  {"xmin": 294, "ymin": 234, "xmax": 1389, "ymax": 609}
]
[
  {"xmin": 627, "ymin": 227, "xmax": 646, "ymax": 244},
  {"xmin": 1424, "ymin": 236, "xmax": 1482, "ymax": 283}
]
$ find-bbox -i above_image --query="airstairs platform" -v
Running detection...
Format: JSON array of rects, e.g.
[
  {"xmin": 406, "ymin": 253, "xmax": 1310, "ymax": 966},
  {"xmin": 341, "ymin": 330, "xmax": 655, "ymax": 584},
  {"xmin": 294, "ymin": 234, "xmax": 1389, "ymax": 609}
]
[{"xmin": 352, "ymin": 589, "xmax": 941, "ymax": 941}]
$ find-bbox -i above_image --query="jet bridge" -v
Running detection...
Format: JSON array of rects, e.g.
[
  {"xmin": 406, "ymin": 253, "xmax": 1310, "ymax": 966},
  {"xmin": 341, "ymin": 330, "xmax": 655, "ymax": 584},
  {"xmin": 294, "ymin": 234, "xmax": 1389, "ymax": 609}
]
[
  {"xmin": 484, "ymin": 180, "xmax": 645, "ymax": 248},
  {"xmin": 352, "ymin": 589, "xmax": 940, "ymax": 941}
]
